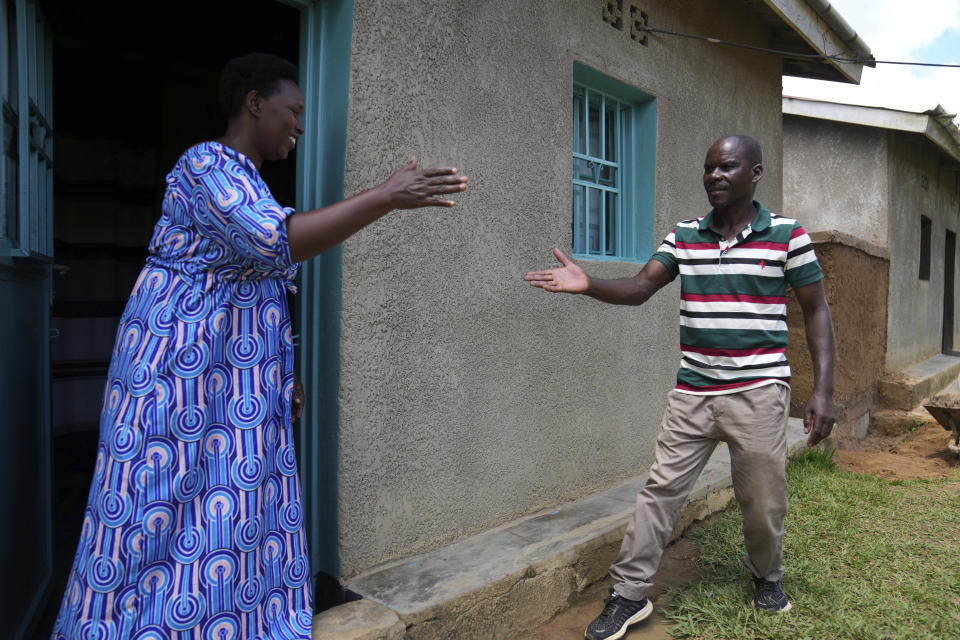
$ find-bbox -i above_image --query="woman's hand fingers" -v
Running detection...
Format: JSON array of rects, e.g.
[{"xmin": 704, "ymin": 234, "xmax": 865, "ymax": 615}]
[
  {"xmin": 384, "ymin": 159, "xmax": 468, "ymax": 209},
  {"xmin": 428, "ymin": 174, "xmax": 469, "ymax": 186},
  {"xmin": 426, "ymin": 182, "xmax": 468, "ymax": 197},
  {"xmin": 423, "ymin": 197, "xmax": 458, "ymax": 207},
  {"xmin": 420, "ymin": 166, "xmax": 459, "ymax": 177}
]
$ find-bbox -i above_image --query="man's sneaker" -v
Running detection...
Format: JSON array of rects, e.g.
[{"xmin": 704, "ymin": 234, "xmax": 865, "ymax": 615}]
[
  {"xmin": 753, "ymin": 576, "xmax": 792, "ymax": 613},
  {"xmin": 584, "ymin": 589, "xmax": 653, "ymax": 640}
]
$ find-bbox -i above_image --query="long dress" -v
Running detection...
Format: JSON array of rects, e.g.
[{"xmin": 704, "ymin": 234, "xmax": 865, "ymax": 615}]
[{"xmin": 51, "ymin": 141, "xmax": 313, "ymax": 640}]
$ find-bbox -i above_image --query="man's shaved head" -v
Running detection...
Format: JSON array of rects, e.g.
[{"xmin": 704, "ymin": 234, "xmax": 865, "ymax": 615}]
[{"xmin": 710, "ymin": 135, "xmax": 762, "ymax": 166}]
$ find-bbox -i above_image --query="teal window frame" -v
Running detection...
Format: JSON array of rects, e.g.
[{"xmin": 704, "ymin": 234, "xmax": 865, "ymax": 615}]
[
  {"xmin": 1, "ymin": 0, "xmax": 53, "ymax": 261},
  {"xmin": 572, "ymin": 62, "xmax": 656, "ymax": 262}
]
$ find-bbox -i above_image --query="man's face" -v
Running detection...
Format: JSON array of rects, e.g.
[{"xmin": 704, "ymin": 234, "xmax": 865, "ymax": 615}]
[{"xmin": 702, "ymin": 140, "xmax": 762, "ymax": 209}]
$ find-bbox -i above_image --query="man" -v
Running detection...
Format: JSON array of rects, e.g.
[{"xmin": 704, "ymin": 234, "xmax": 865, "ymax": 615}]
[{"xmin": 524, "ymin": 135, "xmax": 835, "ymax": 640}]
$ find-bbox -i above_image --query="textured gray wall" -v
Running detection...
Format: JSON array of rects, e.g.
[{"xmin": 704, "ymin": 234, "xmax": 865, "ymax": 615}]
[
  {"xmin": 886, "ymin": 134, "xmax": 960, "ymax": 370},
  {"xmin": 336, "ymin": 0, "xmax": 784, "ymax": 577},
  {"xmin": 783, "ymin": 117, "xmax": 888, "ymax": 247}
]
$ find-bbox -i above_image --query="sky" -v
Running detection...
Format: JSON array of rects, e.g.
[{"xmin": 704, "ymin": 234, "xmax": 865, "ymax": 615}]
[{"xmin": 781, "ymin": 0, "xmax": 960, "ymax": 120}]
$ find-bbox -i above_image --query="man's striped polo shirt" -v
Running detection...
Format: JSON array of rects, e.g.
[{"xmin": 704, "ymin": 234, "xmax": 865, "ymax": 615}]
[{"xmin": 650, "ymin": 201, "xmax": 822, "ymax": 395}]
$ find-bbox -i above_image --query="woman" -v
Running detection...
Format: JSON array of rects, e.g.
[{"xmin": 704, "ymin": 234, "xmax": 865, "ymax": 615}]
[{"xmin": 51, "ymin": 53, "xmax": 467, "ymax": 640}]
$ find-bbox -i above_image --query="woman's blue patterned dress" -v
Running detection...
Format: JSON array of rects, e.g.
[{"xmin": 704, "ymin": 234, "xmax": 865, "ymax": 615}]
[{"xmin": 52, "ymin": 142, "xmax": 313, "ymax": 640}]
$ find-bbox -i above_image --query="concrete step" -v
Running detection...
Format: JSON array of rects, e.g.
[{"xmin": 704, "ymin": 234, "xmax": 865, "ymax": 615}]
[
  {"xmin": 877, "ymin": 354, "xmax": 960, "ymax": 411},
  {"xmin": 312, "ymin": 419, "xmax": 809, "ymax": 640},
  {"xmin": 312, "ymin": 599, "xmax": 405, "ymax": 640}
]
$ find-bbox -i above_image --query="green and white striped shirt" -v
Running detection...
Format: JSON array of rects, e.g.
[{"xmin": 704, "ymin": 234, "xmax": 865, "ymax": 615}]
[{"xmin": 650, "ymin": 201, "xmax": 822, "ymax": 395}]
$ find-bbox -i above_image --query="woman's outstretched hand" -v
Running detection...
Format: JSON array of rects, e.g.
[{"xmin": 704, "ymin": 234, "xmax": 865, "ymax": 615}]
[
  {"xmin": 286, "ymin": 156, "xmax": 468, "ymax": 262},
  {"xmin": 379, "ymin": 156, "xmax": 468, "ymax": 209},
  {"xmin": 524, "ymin": 248, "xmax": 589, "ymax": 293}
]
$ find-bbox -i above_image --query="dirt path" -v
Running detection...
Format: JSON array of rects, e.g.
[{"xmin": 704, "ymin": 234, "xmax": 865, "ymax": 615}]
[
  {"xmin": 524, "ymin": 534, "xmax": 706, "ymax": 640},
  {"xmin": 833, "ymin": 422, "xmax": 960, "ymax": 479},
  {"xmin": 525, "ymin": 423, "xmax": 960, "ymax": 639}
]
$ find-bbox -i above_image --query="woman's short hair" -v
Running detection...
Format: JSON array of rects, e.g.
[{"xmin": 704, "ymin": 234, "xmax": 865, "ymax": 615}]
[{"xmin": 218, "ymin": 53, "xmax": 299, "ymax": 119}]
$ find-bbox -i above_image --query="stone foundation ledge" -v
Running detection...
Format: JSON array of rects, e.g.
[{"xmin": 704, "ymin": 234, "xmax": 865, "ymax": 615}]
[
  {"xmin": 312, "ymin": 599, "xmax": 405, "ymax": 640},
  {"xmin": 878, "ymin": 354, "xmax": 960, "ymax": 411},
  {"xmin": 313, "ymin": 418, "xmax": 808, "ymax": 640}
]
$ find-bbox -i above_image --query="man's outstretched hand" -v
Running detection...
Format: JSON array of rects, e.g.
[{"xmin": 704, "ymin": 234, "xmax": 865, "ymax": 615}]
[
  {"xmin": 804, "ymin": 390, "xmax": 835, "ymax": 447},
  {"xmin": 524, "ymin": 249, "xmax": 589, "ymax": 293}
]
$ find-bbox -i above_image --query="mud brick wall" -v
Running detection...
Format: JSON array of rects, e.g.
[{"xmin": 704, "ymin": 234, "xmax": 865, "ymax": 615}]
[{"xmin": 786, "ymin": 232, "xmax": 889, "ymax": 429}]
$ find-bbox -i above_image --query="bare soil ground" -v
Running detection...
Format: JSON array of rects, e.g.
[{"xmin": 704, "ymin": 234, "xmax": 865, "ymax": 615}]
[
  {"xmin": 525, "ymin": 423, "xmax": 960, "ymax": 639},
  {"xmin": 524, "ymin": 534, "xmax": 705, "ymax": 640},
  {"xmin": 833, "ymin": 422, "xmax": 960, "ymax": 479}
]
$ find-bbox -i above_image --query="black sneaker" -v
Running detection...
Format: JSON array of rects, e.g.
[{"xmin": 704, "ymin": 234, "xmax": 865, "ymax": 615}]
[
  {"xmin": 584, "ymin": 589, "xmax": 653, "ymax": 640},
  {"xmin": 753, "ymin": 576, "xmax": 792, "ymax": 613}
]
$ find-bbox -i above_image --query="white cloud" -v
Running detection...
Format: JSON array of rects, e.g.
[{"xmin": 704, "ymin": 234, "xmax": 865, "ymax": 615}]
[
  {"xmin": 829, "ymin": 0, "xmax": 960, "ymax": 59},
  {"xmin": 782, "ymin": 0, "xmax": 960, "ymax": 119}
]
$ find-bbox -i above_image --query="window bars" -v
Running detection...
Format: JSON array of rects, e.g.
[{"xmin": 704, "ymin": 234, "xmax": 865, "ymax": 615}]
[{"xmin": 573, "ymin": 84, "xmax": 625, "ymax": 258}]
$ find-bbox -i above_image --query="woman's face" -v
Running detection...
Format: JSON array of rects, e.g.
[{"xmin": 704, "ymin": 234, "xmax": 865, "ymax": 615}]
[{"xmin": 254, "ymin": 79, "xmax": 305, "ymax": 163}]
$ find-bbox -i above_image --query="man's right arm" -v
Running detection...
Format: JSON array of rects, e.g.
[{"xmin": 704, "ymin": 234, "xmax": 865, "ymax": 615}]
[{"xmin": 523, "ymin": 248, "xmax": 673, "ymax": 305}]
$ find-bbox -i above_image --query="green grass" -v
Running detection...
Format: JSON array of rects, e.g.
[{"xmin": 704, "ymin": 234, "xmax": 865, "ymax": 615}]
[
  {"xmin": 663, "ymin": 447, "xmax": 960, "ymax": 640},
  {"xmin": 906, "ymin": 419, "xmax": 925, "ymax": 433}
]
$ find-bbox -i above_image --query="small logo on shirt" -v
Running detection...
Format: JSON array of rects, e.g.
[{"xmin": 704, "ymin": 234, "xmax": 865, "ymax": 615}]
[{"xmin": 759, "ymin": 260, "xmax": 766, "ymax": 270}]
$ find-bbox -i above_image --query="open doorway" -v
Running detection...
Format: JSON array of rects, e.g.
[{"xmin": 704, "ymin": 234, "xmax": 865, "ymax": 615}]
[{"xmin": 37, "ymin": 1, "xmax": 308, "ymax": 633}]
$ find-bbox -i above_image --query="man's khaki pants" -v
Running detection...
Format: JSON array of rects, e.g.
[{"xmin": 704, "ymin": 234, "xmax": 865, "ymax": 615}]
[{"xmin": 610, "ymin": 383, "xmax": 790, "ymax": 601}]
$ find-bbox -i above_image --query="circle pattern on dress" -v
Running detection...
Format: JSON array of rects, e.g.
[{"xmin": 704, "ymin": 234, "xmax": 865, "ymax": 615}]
[{"xmin": 52, "ymin": 142, "xmax": 311, "ymax": 639}]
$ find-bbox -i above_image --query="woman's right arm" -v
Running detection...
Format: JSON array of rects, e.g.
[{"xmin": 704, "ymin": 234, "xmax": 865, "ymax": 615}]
[{"xmin": 286, "ymin": 157, "xmax": 467, "ymax": 262}]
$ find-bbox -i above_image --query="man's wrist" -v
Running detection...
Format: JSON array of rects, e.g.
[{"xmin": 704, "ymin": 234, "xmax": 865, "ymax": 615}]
[{"xmin": 580, "ymin": 275, "xmax": 594, "ymax": 296}]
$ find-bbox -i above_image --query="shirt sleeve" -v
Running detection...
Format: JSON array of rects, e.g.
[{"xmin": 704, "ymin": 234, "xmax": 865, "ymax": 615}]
[
  {"xmin": 649, "ymin": 227, "xmax": 679, "ymax": 280},
  {"xmin": 784, "ymin": 222, "xmax": 823, "ymax": 289},
  {"xmin": 177, "ymin": 146, "xmax": 295, "ymax": 271}
]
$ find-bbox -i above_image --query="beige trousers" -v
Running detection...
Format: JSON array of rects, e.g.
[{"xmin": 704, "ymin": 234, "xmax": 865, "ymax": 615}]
[{"xmin": 610, "ymin": 383, "xmax": 790, "ymax": 600}]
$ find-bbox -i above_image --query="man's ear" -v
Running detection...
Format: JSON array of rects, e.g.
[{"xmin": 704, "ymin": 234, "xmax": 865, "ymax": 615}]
[{"xmin": 751, "ymin": 163, "xmax": 763, "ymax": 184}]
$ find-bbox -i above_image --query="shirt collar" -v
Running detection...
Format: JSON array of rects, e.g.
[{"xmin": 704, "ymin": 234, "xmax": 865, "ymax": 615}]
[{"xmin": 698, "ymin": 201, "xmax": 770, "ymax": 233}]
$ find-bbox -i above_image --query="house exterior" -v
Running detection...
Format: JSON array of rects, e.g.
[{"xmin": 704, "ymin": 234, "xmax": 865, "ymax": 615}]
[
  {"xmin": 783, "ymin": 97, "xmax": 960, "ymax": 436},
  {"xmin": 2, "ymin": 1, "xmax": 871, "ymax": 635},
  {"xmin": 332, "ymin": 1, "xmax": 870, "ymax": 581}
]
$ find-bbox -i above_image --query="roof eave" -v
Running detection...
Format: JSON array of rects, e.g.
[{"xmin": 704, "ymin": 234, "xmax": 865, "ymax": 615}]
[
  {"xmin": 784, "ymin": 97, "xmax": 960, "ymax": 165},
  {"xmin": 761, "ymin": 0, "xmax": 873, "ymax": 84}
]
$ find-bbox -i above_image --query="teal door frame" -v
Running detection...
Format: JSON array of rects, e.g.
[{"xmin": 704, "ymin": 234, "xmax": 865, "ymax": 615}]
[{"xmin": 280, "ymin": 0, "xmax": 353, "ymax": 580}]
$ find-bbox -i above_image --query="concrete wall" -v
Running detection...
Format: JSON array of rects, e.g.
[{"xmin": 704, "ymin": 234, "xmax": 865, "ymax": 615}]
[
  {"xmin": 782, "ymin": 116, "xmax": 888, "ymax": 248},
  {"xmin": 886, "ymin": 133, "xmax": 960, "ymax": 369},
  {"xmin": 336, "ymin": 0, "xmax": 785, "ymax": 577}
]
